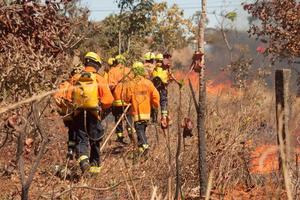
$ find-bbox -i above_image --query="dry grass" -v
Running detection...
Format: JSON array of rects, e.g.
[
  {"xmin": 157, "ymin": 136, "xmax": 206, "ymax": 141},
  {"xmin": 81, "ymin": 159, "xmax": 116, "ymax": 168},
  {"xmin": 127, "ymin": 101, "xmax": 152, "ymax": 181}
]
[{"xmin": 0, "ymin": 79, "xmax": 298, "ymax": 199}]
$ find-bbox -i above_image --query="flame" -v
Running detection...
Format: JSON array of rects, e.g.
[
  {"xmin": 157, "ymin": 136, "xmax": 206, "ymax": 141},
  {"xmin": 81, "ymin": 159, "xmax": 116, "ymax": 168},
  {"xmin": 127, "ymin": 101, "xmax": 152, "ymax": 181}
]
[
  {"xmin": 173, "ymin": 70, "xmax": 235, "ymax": 95},
  {"xmin": 207, "ymin": 80, "xmax": 232, "ymax": 95},
  {"xmin": 250, "ymin": 144, "xmax": 300, "ymax": 174},
  {"xmin": 250, "ymin": 145, "xmax": 279, "ymax": 174}
]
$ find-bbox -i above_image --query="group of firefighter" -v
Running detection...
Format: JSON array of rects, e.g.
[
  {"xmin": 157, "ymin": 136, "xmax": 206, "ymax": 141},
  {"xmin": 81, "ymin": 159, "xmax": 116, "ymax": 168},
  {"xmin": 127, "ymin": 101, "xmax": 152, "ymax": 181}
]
[{"xmin": 54, "ymin": 51, "xmax": 180, "ymax": 175}]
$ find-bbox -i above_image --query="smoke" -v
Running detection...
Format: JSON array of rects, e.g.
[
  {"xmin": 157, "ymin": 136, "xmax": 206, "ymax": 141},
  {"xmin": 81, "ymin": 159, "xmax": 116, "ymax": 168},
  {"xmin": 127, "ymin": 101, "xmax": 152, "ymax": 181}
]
[
  {"xmin": 172, "ymin": 47, "xmax": 194, "ymax": 70},
  {"xmin": 171, "ymin": 28, "xmax": 268, "ymax": 83}
]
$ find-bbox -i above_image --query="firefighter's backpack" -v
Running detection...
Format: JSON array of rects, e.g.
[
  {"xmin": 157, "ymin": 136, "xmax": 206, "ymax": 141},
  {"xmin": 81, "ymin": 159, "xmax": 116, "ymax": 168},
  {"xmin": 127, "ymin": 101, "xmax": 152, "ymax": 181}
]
[{"xmin": 73, "ymin": 72, "xmax": 99, "ymax": 109}]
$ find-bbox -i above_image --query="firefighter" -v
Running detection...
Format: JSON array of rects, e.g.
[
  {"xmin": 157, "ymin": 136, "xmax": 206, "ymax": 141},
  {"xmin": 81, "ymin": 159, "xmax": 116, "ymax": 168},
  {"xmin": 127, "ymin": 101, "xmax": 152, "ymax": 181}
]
[
  {"xmin": 71, "ymin": 52, "xmax": 114, "ymax": 174},
  {"xmin": 108, "ymin": 54, "xmax": 133, "ymax": 144},
  {"xmin": 124, "ymin": 61, "xmax": 160, "ymax": 154},
  {"xmin": 143, "ymin": 52, "xmax": 156, "ymax": 78},
  {"xmin": 152, "ymin": 53, "xmax": 180, "ymax": 128},
  {"xmin": 54, "ymin": 65, "xmax": 83, "ymax": 160}
]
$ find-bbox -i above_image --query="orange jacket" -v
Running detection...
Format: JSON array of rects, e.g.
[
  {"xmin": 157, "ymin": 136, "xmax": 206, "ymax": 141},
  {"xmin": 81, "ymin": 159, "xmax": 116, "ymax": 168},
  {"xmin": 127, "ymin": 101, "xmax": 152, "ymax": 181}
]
[
  {"xmin": 107, "ymin": 64, "xmax": 131, "ymax": 90},
  {"xmin": 113, "ymin": 81, "xmax": 130, "ymax": 107},
  {"xmin": 124, "ymin": 76, "xmax": 160, "ymax": 121},
  {"xmin": 72, "ymin": 66, "xmax": 114, "ymax": 109}
]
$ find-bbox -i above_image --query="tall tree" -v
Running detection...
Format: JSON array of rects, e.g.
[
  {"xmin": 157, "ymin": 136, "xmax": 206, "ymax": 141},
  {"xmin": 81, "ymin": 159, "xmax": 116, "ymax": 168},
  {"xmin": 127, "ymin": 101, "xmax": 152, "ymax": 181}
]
[
  {"xmin": 197, "ymin": 0, "xmax": 208, "ymax": 197},
  {"xmin": 244, "ymin": 0, "xmax": 300, "ymax": 62}
]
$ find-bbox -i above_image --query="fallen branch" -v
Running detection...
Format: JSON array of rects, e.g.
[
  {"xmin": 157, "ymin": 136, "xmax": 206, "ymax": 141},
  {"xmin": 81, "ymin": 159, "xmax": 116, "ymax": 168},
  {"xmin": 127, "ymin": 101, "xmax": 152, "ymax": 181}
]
[
  {"xmin": 52, "ymin": 177, "xmax": 142, "ymax": 199},
  {"xmin": 0, "ymin": 90, "xmax": 57, "ymax": 115}
]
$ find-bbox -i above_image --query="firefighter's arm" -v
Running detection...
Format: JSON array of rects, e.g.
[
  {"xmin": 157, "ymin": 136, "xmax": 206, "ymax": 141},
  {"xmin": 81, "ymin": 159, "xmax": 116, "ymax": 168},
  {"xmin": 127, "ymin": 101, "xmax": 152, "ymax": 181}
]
[
  {"xmin": 150, "ymin": 83, "xmax": 160, "ymax": 109},
  {"xmin": 123, "ymin": 82, "xmax": 133, "ymax": 104},
  {"xmin": 169, "ymin": 71, "xmax": 184, "ymax": 88},
  {"xmin": 97, "ymin": 76, "xmax": 114, "ymax": 109},
  {"xmin": 107, "ymin": 69, "xmax": 118, "ymax": 91}
]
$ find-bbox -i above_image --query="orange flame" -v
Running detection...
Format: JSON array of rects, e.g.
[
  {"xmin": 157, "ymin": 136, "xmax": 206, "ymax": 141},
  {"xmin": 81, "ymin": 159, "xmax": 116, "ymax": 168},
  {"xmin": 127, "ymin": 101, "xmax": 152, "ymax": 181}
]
[
  {"xmin": 250, "ymin": 144, "xmax": 300, "ymax": 174},
  {"xmin": 250, "ymin": 145, "xmax": 279, "ymax": 174},
  {"xmin": 173, "ymin": 70, "xmax": 235, "ymax": 95}
]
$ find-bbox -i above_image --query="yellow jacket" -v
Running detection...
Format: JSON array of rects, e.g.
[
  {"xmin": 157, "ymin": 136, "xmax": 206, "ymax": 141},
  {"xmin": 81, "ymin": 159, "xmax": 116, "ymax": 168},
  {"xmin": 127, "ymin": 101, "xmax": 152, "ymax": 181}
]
[
  {"xmin": 151, "ymin": 66, "xmax": 169, "ymax": 84},
  {"xmin": 124, "ymin": 76, "xmax": 160, "ymax": 121}
]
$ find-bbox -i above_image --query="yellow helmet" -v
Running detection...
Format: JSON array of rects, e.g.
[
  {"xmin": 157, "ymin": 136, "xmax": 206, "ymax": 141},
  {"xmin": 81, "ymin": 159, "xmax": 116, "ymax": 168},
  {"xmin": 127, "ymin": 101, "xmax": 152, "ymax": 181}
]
[
  {"xmin": 115, "ymin": 54, "xmax": 126, "ymax": 64},
  {"xmin": 155, "ymin": 53, "xmax": 163, "ymax": 61},
  {"xmin": 132, "ymin": 61, "xmax": 145, "ymax": 76},
  {"xmin": 143, "ymin": 52, "xmax": 155, "ymax": 61},
  {"xmin": 107, "ymin": 57, "xmax": 116, "ymax": 66},
  {"xmin": 84, "ymin": 52, "xmax": 102, "ymax": 65}
]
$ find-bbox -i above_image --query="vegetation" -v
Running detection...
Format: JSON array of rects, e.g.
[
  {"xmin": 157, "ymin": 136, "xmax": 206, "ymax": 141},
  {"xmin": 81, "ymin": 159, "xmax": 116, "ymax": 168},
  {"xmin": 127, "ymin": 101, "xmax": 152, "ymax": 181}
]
[{"xmin": 0, "ymin": 0, "xmax": 299, "ymax": 199}]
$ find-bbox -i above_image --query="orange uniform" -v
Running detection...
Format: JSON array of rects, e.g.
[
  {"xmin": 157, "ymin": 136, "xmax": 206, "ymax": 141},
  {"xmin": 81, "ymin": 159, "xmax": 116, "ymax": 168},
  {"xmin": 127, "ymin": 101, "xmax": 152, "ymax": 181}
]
[
  {"xmin": 107, "ymin": 64, "xmax": 131, "ymax": 90},
  {"xmin": 72, "ymin": 66, "xmax": 114, "ymax": 109},
  {"xmin": 108, "ymin": 64, "xmax": 132, "ymax": 107},
  {"xmin": 113, "ymin": 81, "xmax": 130, "ymax": 107},
  {"xmin": 124, "ymin": 76, "xmax": 160, "ymax": 122}
]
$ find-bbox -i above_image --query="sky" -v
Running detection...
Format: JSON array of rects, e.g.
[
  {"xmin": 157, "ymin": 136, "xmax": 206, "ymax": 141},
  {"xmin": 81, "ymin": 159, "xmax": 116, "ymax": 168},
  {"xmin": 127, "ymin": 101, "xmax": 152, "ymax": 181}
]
[{"xmin": 80, "ymin": 0, "xmax": 251, "ymax": 30}]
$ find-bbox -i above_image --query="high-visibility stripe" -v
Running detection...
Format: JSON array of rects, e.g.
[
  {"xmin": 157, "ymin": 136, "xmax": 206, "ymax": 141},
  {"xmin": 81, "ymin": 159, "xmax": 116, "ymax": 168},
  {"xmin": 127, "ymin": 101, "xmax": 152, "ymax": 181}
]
[
  {"xmin": 139, "ymin": 144, "xmax": 150, "ymax": 153},
  {"xmin": 78, "ymin": 155, "xmax": 88, "ymax": 163},
  {"xmin": 68, "ymin": 141, "xmax": 76, "ymax": 146},
  {"xmin": 133, "ymin": 114, "xmax": 151, "ymax": 122},
  {"xmin": 113, "ymin": 100, "xmax": 128, "ymax": 106},
  {"xmin": 116, "ymin": 132, "xmax": 123, "ymax": 137},
  {"xmin": 161, "ymin": 110, "xmax": 168, "ymax": 115},
  {"xmin": 89, "ymin": 166, "xmax": 102, "ymax": 173}
]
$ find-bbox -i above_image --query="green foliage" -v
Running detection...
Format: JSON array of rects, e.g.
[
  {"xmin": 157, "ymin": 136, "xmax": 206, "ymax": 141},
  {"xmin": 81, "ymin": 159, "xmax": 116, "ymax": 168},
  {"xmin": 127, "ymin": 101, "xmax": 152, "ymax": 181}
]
[
  {"xmin": 78, "ymin": 2, "xmax": 193, "ymax": 65},
  {"xmin": 225, "ymin": 11, "xmax": 237, "ymax": 22},
  {"xmin": 149, "ymin": 3, "xmax": 193, "ymax": 52}
]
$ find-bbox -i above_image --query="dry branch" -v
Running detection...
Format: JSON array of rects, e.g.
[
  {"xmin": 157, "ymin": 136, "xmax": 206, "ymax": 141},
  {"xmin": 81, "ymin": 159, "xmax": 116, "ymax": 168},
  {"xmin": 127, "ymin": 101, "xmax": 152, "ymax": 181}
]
[{"xmin": 52, "ymin": 177, "xmax": 143, "ymax": 199}]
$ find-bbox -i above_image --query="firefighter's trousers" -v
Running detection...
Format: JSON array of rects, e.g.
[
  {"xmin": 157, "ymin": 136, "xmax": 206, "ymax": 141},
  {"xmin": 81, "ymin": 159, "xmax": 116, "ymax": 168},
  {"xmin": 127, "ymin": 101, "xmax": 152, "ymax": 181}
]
[
  {"xmin": 134, "ymin": 121, "xmax": 148, "ymax": 147},
  {"xmin": 152, "ymin": 78, "xmax": 168, "ymax": 116},
  {"xmin": 112, "ymin": 106, "xmax": 133, "ymax": 138},
  {"xmin": 63, "ymin": 120, "xmax": 75, "ymax": 152},
  {"xmin": 72, "ymin": 111, "xmax": 104, "ymax": 166},
  {"xmin": 159, "ymin": 85, "xmax": 168, "ymax": 115}
]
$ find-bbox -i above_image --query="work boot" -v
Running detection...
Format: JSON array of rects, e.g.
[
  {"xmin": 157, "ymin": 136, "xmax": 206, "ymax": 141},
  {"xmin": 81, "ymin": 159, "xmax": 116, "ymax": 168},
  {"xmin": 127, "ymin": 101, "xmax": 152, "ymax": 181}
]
[
  {"xmin": 115, "ymin": 132, "xmax": 128, "ymax": 145},
  {"xmin": 138, "ymin": 144, "xmax": 150, "ymax": 156},
  {"xmin": 66, "ymin": 149, "xmax": 74, "ymax": 160},
  {"xmin": 116, "ymin": 136, "xmax": 128, "ymax": 145},
  {"xmin": 89, "ymin": 163, "xmax": 102, "ymax": 175},
  {"xmin": 78, "ymin": 156, "xmax": 90, "ymax": 174}
]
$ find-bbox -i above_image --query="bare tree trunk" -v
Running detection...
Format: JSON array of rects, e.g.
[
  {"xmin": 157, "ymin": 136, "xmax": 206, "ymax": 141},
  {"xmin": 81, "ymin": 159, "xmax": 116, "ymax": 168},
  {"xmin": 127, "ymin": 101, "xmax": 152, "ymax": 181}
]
[
  {"xmin": 197, "ymin": 0, "xmax": 208, "ymax": 197},
  {"xmin": 275, "ymin": 69, "xmax": 293, "ymax": 199},
  {"xmin": 15, "ymin": 101, "xmax": 50, "ymax": 200},
  {"xmin": 175, "ymin": 87, "xmax": 183, "ymax": 199}
]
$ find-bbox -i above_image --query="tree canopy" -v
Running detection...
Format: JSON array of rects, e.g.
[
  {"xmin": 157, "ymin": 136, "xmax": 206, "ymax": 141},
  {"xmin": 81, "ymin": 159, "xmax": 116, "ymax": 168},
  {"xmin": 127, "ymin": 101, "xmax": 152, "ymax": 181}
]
[{"xmin": 244, "ymin": 0, "xmax": 300, "ymax": 62}]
